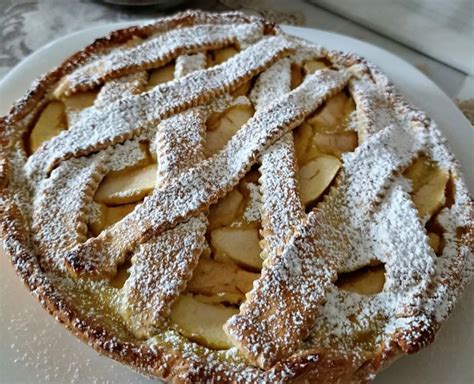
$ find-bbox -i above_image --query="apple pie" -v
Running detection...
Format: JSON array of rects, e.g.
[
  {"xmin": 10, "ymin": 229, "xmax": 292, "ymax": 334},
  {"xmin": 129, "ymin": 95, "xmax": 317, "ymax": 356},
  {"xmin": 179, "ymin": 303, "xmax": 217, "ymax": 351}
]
[{"xmin": 0, "ymin": 10, "xmax": 472, "ymax": 383}]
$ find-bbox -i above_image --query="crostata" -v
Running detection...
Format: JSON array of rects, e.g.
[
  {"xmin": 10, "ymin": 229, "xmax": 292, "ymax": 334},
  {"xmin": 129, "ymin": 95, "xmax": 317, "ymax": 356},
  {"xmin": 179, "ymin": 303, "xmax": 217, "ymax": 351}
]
[{"xmin": 0, "ymin": 10, "xmax": 472, "ymax": 383}]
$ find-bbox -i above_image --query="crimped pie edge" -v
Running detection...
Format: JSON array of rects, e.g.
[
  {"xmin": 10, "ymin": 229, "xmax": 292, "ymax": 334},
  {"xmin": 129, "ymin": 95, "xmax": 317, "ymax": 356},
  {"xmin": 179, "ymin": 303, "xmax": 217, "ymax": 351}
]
[{"xmin": 0, "ymin": 10, "xmax": 472, "ymax": 384}]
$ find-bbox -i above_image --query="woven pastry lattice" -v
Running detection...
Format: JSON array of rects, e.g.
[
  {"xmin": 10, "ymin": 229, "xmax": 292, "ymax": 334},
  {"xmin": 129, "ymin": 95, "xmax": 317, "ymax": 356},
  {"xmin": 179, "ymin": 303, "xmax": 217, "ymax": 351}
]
[{"xmin": 0, "ymin": 11, "xmax": 472, "ymax": 383}]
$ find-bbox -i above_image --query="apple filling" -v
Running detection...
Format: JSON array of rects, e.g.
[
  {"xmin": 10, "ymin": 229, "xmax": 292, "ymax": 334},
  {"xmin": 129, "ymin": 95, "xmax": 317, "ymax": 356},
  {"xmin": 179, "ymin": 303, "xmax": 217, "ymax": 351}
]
[
  {"xmin": 207, "ymin": 46, "xmax": 252, "ymax": 96},
  {"xmin": 293, "ymin": 89, "xmax": 357, "ymax": 212},
  {"xmin": 168, "ymin": 167, "xmax": 263, "ymax": 349},
  {"xmin": 404, "ymin": 155, "xmax": 449, "ymax": 222},
  {"xmin": 336, "ymin": 262, "xmax": 386, "ymax": 295},
  {"xmin": 404, "ymin": 154, "xmax": 451, "ymax": 256},
  {"xmin": 147, "ymin": 62, "xmax": 175, "ymax": 90},
  {"xmin": 27, "ymin": 101, "xmax": 68, "ymax": 154},
  {"xmin": 204, "ymin": 103, "xmax": 255, "ymax": 157},
  {"xmin": 26, "ymin": 88, "xmax": 100, "ymax": 154},
  {"xmin": 24, "ymin": 52, "xmax": 453, "ymax": 353}
]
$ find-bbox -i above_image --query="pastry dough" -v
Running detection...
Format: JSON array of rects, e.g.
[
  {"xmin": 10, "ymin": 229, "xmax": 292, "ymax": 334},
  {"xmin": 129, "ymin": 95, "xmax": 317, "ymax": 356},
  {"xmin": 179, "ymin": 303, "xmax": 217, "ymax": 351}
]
[{"xmin": 0, "ymin": 10, "xmax": 472, "ymax": 383}]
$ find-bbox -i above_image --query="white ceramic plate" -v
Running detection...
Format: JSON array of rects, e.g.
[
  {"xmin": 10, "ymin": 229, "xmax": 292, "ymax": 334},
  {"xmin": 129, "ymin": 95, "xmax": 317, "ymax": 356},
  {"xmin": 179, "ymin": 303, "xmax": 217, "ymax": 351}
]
[{"xmin": 0, "ymin": 23, "xmax": 472, "ymax": 384}]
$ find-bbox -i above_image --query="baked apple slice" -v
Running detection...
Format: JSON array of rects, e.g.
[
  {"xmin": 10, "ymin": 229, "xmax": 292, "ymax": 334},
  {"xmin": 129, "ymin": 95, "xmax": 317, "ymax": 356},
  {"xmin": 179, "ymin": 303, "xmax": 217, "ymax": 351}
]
[
  {"xmin": 404, "ymin": 155, "xmax": 433, "ymax": 191},
  {"xmin": 208, "ymin": 189, "xmax": 244, "ymax": 230},
  {"xmin": 106, "ymin": 203, "xmax": 137, "ymax": 226},
  {"xmin": 210, "ymin": 227, "xmax": 263, "ymax": 270},
  {"xmin": 303, "ymin": 59, "xmax": 328, "ymax": 74},
  {"xmin": 404, "ymin": 156, "xmax": 449, "ymax": 221},
  {"xmin": 412, "ymin": 168, "xmax": 449, "ymax": 221},
  {"xmin": 313, "ymin": 131, "xmax": 358, "ymax": 158},
  {"xmin": 170, "ymin": 295, "xmax": 238, "ymax": 349},
  {"xmin": 307, "ymin": 92, "xmax": 355, "ymax": 133},
  {"xmin": 187, "ymin": 258, "xmax": 258, "ymax": 302},
  {"xmin": 89, "ymin": 203, "xmax": 137, "ymax": 236},
  {"xmin": 147, "ymin": 63, "xmax": 175, "ymax": 89},
  {"xmin": 336, "ymin": 264, "xmax": 386, "ymax": 295},
  {"xmin": 298, "ymin": 155, "xmax": 341, "ymax": 206},
  {"xmin": 208, "ymin": 46, "xmax": 238, "ymax": 66},
  {"xmin": 28, "ymin": 101, "xmax": 67, "ymax": 153},
  {"xmin": 205, "ymin": 104, "xmax": 254, "ymax": 156},
  {"xmin": 63, "ymin": 91, "xmax": 97, "ymax": 125},
  {"xmin": 95, "ymin": 163, "xmax": 157, "ymax": 205}
]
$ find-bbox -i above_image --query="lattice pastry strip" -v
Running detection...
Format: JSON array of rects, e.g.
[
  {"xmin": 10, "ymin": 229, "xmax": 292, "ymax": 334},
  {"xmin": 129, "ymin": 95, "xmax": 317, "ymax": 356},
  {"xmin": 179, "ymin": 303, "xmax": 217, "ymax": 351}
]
[
  {"xmin": 94, "ymin": 71, "xmax": 148, "ymax": 109},
  {"xmin": 305, "ymin": 180, "xmax": 438, "ymax": 356},
  {"xmin": 62, "ymin": 71, "xmax": 148, "ymax": 129},
  {"xmin": 372, "ymin": 182, "xmax": 436, "ymax": 297},
  {"xmin": 1, "ymin": 12, "xmax": 472, "ymax": 384},
  {"xmin": 31, "ymin": 153, "xmax": 108, "ymax": 272},
  {"xmin": 225, "ymin": 209, "xmax": 337, "ymax": 369},
  {"xmin": 342, "ymin": 122, "xmax": 427, "ymax": 226},
  {"xmin": 392, "ymin": 121, "xmax": 473, "ymax": 352},
  {"xmin": 304, "ymin": 115, "xmax": 471, "ymax": 359},
  {"xmin": 174, "ymin": 52, "xmax": 207, "ymax": 80},
  {"xmin": 259, "ymin": 134, "xmax": 304, "ymax": 256},
  {"xmin": 25, "ymin": 36, "xmax": 292, "ymax": 178},
  {"xmin": 31, "ymin": 69, "xmax": 153, "ymax": 272},
  {"xmin": 224, "ymin": 179, "xmax": 434, "ymax": 371},
  {"xmin": 119, "ymin": 56, "xmax": 257, "ymax": 337},
  {"xmin": 120, "ymin": 216, "xmax": 207, "ymax": 338},
  {"xmin": 120, "ymin": 57, "xmax": 209, "ymax": 338},
  {"xmin": 224, "ymin": 74, "xmax": 430, "ymax": 369},
  {"xmin": 320, "ymin": 174, "xmax": 436, "ymax": 287},
  {"xmin": 250, "ymin": 58, "xmax": 305, "ymax": 256},
  {"xmin": 156, "ymin": 109, "xmax": 207, "ymax": 185},
  {"xmin": 95, "ymin": 71, "xmax": 151, "ymax": 172},
  {"xmin": 54, "ymin": 22, "xmax": 265, "ymax": 97},
  {"xmin": 349, "ymin": 77, "xmax": 399, "ymax": 143},
  {"xmin": 65, "ymin": 69, "xmax": 352, "ymax": 278}
]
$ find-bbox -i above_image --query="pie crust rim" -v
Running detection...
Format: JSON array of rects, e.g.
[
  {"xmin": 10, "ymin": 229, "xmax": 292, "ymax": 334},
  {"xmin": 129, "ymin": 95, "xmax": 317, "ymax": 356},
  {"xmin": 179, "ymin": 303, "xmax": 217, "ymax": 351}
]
[{"xmin": 0, "ymin": 10, "xmax": 471, "ymax": 383}]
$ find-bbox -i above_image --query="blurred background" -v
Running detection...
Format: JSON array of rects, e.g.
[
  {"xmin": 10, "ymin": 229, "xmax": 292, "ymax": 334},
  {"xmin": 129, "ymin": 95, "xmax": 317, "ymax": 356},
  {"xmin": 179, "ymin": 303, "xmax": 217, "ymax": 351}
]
[{"xmin": 1, "ymin": 0, "xmax": 473, "ymax": 123}]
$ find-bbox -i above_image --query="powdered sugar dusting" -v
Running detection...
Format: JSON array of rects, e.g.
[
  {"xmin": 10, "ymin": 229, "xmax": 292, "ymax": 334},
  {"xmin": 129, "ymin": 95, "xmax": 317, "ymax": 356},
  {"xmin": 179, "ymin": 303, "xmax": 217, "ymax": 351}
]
[
  {"xmin": 119, "ymin": 53, "xmax": 209, "ymax": 338},
  {"xmin": 94, "ymin": 71, "xmax": 148, "ymax": 109},
  {"xmin": 55, "ymin": 23, "xmax": 265, "ymax": 95},
  {"xmin": 156, "ymin": 110, "xmax": 206, "ymax": 185},
  {"xmin": 66, "ymin": 69, "xmax": 350, "ymax": 278},
  {"xmin": 243, "ymin": 182, "xmax": 262, "ymax": 222},
  {"xmin": 225, "ymin": 210, "xmax": 337, "ymax": 369},
  {"xmin": 32, "ymin": 153, "xmax": 108, "ymax": 271},
  {"xmin": 121, "ymin": 215, "xmax": 208, "ymax": 338},
  {"xmin": 224, "ymin": 46, "xmax": 470, "ymax": 369},
  {"xmin": 0, "ymin": 12, "xmax": 472, "ymax": 383},
  {"xmin": 174, "ymin": 53, "xmax": 207, "ymax": 79},
  {"xmin": 25, "ymin": 36, "xmax": 292, "ymax": 178},
  {"xmin": 252, "ymin": 58, "xmax": 305, "ymax": 255},
  {"xmin": 342, "ymin": 122, "xmax": 426, "ymax": 227}
]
